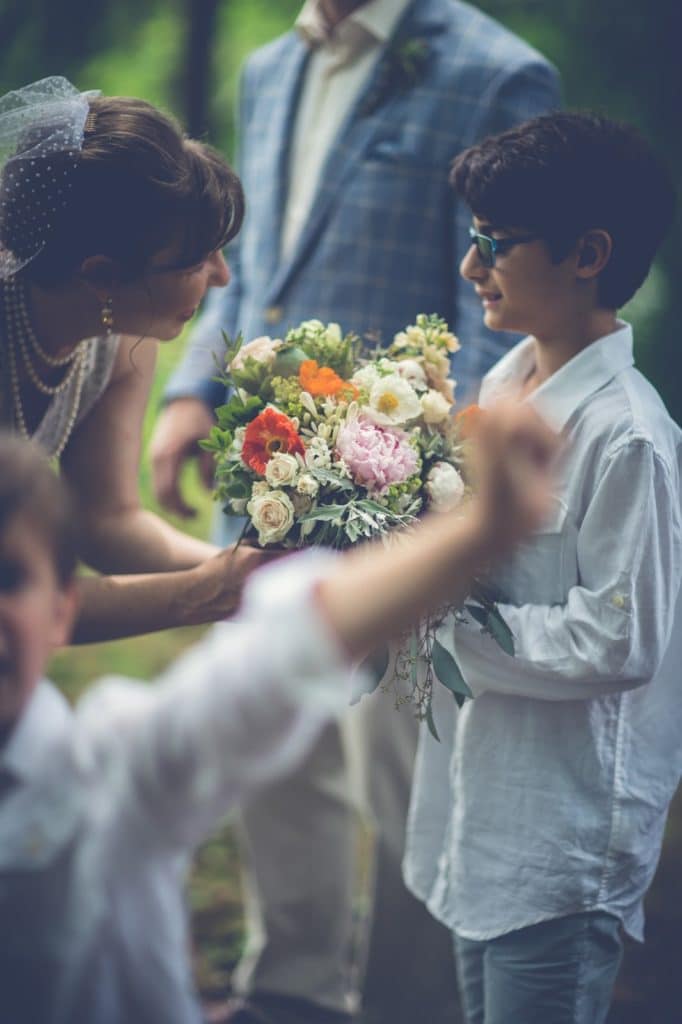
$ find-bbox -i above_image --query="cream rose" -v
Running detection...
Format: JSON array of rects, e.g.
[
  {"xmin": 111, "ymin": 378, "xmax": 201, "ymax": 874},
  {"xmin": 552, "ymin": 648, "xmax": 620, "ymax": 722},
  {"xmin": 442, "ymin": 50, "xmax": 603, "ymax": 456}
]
[
  {"xmin": 230, "ymin": 335, "xmax": 282, "ymax": 371},
  {"xmin": 264, "ymin": 452, "xmax": 299, "ymax": 488},
  {"xmin": 395, "ymin": 359, "xmax": 428, "ymax": 390},
  {"xmin": 247, "ymin": 489, "xmax": 295, "ymax": 545},
  {"xmin": 425, "ymin": 462, "xmax": 466, "ymax": 511},
  {"xmin": 296, "ymin": 473, "xmax": 320, "ymax": 497},
  {"xmin": 421, "ymin": 389, "xmax": 452, "ymax": 424}
]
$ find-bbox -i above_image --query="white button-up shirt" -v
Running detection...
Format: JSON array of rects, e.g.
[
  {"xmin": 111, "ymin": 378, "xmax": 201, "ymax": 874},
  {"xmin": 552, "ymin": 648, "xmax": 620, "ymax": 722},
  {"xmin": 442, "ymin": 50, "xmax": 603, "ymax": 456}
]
[
  {"xmin": 0, "ymin": 555, "xmax": 351, "ymax": 1024},
  {"xmin": 405, "ymin": 322, "xmax": 682, "ymax": 942},
  {"xmin": 282, "ymin": 0, "xmax": 412, "ymax": 259}
]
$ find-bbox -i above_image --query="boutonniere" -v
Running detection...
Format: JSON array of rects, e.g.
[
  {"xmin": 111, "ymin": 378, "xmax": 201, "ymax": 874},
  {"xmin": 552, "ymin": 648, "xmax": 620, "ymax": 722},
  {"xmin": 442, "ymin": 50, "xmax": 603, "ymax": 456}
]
[{"xmin": 361, "ymin": 36, "xmax": 430, "ymax": 117}]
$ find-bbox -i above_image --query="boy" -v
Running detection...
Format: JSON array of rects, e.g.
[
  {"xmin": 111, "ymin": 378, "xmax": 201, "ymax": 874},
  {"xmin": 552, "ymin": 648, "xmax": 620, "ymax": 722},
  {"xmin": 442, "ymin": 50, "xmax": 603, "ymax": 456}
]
[
  {"xmin": 404, "ymin": 112, "xmax": 680, "ymax": 1024},
  {"xmin": 0, "ymin": 410, "xmax": 553, "ymax": 1024}
]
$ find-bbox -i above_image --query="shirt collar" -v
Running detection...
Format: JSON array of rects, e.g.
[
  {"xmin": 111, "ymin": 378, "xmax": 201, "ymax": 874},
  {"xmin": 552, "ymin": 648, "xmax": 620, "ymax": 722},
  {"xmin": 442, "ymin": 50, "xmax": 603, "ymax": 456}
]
[
  {"xmin": 0, "ymin": 680, "xmax": 72, "ymax": 785},
  {"xmin": 296, "ymin": 0, "xmax": 412, "ymax": 49},
  {"xmin": 480, "ymin": 321, "xmax": 635, "ymax": 432}
]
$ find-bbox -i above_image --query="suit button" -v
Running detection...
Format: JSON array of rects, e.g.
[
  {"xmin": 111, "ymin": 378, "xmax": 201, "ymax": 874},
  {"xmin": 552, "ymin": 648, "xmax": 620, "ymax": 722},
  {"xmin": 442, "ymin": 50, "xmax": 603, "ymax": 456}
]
[{"xmin": 264, "ymin": 305, "xmax": 283, "ymax": 325}]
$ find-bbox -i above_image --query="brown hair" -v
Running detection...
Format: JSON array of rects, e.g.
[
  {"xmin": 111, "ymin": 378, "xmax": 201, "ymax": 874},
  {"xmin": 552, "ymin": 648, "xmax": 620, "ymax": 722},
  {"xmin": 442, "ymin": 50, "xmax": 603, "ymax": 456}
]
[
  {"xmin": 0, "ymin": 433, "xmax": 77, "ymax": 583},
  {"xmin": 9, "ymin": 96, "xmax": 244, "ymax": 286}
]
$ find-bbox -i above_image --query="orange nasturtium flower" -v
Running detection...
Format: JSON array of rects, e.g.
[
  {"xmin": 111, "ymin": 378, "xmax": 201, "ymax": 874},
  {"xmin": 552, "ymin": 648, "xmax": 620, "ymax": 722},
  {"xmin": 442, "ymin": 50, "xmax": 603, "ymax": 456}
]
[
  {"xmin": 242, "ymin": 407, "xmax": 305, "ymax": 475},
  {"xmin": 455, "ymin": 403, "xmax": 485, "ymax": 441},
  {"xmin": 299, "ymin": 359, "xmax": 358, "ymax": 400}
]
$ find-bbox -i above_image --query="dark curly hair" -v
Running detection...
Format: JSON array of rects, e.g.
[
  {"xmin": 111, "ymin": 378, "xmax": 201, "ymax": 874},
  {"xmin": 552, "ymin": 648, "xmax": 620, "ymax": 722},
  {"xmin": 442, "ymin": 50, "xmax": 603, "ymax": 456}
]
[{"xmin": 451, "ymin": 112, "xmax": 675, "ymax": 309}]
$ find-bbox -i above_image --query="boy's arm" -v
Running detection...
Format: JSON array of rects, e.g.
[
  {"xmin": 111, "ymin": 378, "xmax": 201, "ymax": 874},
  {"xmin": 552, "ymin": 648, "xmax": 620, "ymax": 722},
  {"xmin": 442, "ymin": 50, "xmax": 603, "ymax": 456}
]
[{"xmin": 455, "ymin": 438, "xmax": 682, "ymax": 701}]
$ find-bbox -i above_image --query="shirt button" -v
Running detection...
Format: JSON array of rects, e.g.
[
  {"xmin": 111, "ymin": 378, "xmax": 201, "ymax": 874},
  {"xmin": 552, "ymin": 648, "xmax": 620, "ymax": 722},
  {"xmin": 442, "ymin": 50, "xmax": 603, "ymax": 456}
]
[
  {"xmin": 611, "ymin": 593, "xmax": 626, "ymax": 609},
  {"xmin": 264, "ymin": 305, "xmax": 283, "ymax": 325},
  {"xmin": 26, "ymin": 825, "xmax": 45, "ymax": 860}
]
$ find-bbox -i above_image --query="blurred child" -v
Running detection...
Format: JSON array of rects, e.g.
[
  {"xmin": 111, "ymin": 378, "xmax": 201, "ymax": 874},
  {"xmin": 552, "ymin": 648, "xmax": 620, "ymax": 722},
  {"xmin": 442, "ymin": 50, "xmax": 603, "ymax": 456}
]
[
  {"xmin": 404, "ymin": 112, "xmax": 680, "ymax": 1024},
  {"xmin": 0, "ymin": 403, "xmax": 554, "ymax": 1024}
]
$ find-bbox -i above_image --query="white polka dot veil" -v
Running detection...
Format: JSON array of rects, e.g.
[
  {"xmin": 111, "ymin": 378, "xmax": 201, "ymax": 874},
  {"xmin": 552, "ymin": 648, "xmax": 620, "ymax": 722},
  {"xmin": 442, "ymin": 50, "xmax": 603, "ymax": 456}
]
[{"xmin": 0, "ymin": 76, "xmax": 100, "ymax": 279}]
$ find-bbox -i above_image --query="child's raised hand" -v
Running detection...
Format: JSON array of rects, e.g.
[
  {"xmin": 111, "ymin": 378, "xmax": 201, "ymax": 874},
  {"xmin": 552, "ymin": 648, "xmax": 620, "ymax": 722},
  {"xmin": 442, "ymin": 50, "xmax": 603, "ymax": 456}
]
[{"xmin": 473, "ymin": 400, "xmax": 558, "ymax": 555}]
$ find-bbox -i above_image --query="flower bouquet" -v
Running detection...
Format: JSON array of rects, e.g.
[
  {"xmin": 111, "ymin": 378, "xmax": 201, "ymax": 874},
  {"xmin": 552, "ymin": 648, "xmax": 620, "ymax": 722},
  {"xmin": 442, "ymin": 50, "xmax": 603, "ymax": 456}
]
[{"xmin": 203, "ymin": 316, "xmax": 512, "ymax": 735}]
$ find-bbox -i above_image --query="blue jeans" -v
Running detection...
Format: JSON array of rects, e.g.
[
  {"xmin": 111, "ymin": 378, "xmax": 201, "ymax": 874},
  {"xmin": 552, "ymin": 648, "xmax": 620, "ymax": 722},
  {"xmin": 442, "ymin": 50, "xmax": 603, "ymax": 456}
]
[{"xmin": 454, "ymin": 912, "xmax": 623, "ymax": 1024}]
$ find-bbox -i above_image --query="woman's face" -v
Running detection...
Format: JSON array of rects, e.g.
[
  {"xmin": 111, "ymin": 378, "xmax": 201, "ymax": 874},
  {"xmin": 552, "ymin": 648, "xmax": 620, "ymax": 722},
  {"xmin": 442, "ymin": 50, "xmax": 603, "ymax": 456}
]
[{"xmin": 112, "ymin": 247, "xmax": 230, "ymax": 341}]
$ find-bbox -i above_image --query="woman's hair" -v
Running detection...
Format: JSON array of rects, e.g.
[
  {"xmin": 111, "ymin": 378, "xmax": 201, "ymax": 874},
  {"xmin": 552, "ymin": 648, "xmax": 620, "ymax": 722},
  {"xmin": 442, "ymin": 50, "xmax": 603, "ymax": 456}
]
[
  {"xmin": 450, "ymin": 112, "xmax": 676, "ymax": 309},
  {"xmin": 0, "ymin": 434, "xmax": 77, "ymax": 584},
  {"xmin": 3, "ymin": 96, "xmax": 244, "ymax": 286}
]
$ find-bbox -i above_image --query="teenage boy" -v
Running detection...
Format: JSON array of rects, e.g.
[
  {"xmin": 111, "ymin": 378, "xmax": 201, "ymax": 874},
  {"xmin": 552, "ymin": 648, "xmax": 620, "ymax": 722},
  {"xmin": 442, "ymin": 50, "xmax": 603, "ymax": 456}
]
[
  {"xmin": 0, "ymin": 410, "xmax": 554, "ymax": 1024},
  {"xmin": 404, "ymin": 111, "xmax": 681, "ymax": 1024}
]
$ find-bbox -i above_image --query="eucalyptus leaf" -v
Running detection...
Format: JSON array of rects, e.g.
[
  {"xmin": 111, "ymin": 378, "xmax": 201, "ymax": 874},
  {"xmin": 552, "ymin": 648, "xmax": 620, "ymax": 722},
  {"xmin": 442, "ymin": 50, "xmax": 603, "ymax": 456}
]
[
  {"xmin": 486, "ymin": 606, "xmax": 515, "ymax": 656},
  {"xmin": 432, "ymin": 637, "xmax": 473, "ymax": 701},
  {"xmin": 425, "ymin": 702, "xmax": 440, "ymax": 741},
  {"xmin": 463, "ymin": 602, "xmax": 488, "ymax": 628}
]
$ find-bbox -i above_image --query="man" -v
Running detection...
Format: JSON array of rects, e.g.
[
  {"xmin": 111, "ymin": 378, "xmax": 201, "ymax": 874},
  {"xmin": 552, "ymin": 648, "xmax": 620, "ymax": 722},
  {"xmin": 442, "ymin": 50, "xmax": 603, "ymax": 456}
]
[{"xmin": 151, "ymin": 3, "xmax": 561, "ymax": 1022}]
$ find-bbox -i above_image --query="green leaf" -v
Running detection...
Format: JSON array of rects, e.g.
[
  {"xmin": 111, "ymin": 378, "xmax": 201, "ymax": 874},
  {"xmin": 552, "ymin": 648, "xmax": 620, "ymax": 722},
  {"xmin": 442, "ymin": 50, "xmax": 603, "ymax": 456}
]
[
  {"xmin": 425, "ymin": 701, "xmax": 440, "ymax": 741},
  {"xmin": 311, "ymin": 469, "xmax": 354, "ymax": 493},
  {"xmin": 432, "ymin": 637, "xmax": 473, "ymax": 702},
  {"xmin": 463, "ymin": 602, "xmax": 488, "ymax": 628},
  {"xmin": 486, "ymin": 606, "xmax": 515, "ymax": 656}
]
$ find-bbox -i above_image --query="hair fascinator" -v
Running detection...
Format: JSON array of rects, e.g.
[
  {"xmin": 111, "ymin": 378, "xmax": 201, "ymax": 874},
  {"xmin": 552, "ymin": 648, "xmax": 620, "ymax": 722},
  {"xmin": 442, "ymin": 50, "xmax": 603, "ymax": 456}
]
[{"xmin": 0, "ymin": 76, "xmax": 101, "ymax": 279}]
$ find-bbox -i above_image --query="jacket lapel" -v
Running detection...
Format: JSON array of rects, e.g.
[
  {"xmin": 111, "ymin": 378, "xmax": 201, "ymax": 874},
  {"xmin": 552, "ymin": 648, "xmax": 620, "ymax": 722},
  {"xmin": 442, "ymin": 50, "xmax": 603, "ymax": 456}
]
[{"xmin": 265, "ymin": 0, "xmax": 448, "ymax": 305}]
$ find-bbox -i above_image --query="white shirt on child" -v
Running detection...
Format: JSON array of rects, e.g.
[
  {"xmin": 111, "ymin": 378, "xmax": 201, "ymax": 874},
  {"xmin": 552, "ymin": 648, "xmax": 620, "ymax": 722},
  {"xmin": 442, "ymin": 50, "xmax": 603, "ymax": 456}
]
[
  {"xmin": 0, "ymin": 554, "xmax": 351, "ymax": 1024},
  {"xmin": 404, "ymin": 321, "xmax": 682, "ymax": 942}
]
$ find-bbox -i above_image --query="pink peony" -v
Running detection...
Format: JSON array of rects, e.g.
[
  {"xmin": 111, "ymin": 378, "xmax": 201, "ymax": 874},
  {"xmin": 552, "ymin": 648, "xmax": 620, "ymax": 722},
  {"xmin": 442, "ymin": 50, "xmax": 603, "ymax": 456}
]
[{"xmin": 335, "ymin": 415, "xmax": 419, "ymax": 492}]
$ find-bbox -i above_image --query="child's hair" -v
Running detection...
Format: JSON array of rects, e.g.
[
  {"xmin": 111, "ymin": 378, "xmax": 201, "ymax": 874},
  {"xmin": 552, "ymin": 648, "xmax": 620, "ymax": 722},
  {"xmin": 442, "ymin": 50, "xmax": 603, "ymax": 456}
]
[
  {"xmin": 0, "ymin": 96, "xmax": 244, "ymax": 286},
  {"xmin": 0, "ymin": 434, "xmax": 77, "ymax": 584},
  {"xmin": 450, "ymin": 111, "xmax": 676, "ymax": 308}
]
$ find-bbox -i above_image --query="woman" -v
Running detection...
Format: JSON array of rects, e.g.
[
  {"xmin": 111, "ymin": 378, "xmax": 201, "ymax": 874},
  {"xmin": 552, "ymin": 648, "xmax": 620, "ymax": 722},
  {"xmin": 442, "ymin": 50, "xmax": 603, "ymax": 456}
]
[{"xmin": 0, "ymin": 76, "xmax": 266, "ymax": 642}]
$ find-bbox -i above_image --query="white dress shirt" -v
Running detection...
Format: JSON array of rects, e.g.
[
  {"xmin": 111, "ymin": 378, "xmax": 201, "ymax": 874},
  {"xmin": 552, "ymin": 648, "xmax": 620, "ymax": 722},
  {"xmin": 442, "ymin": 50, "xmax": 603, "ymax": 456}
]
[
  {"xmin": 0, "ymin": 553, "xmax": 353, "ymax": 1024},
  {"xmin": 282, "ymin": 0, "xmax": 412, "ymax": 259},
  {"xmin": 404, "ymin": 322, "xmax": 682, "ymax": 942}
]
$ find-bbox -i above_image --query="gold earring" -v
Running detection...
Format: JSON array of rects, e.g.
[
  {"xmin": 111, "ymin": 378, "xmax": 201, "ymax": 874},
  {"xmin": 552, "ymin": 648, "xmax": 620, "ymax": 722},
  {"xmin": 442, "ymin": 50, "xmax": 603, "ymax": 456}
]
[{"xmin": 101, "ymin": 296, "xmax": 114, "ymax": 335}]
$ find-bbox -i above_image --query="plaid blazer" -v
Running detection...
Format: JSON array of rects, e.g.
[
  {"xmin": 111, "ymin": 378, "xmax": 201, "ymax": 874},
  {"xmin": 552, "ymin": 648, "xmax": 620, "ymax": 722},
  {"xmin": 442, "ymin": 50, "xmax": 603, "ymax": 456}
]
[{"xmin": 167, "ymin": 0, "xmax": 561, "ymax": 407}]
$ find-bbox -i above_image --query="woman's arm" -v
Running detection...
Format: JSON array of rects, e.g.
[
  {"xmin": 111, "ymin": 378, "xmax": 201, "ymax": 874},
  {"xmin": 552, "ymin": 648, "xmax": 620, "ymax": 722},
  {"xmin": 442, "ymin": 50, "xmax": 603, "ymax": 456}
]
[
  {"xmin": 61, "ymin": 335, "xmax": 270, "ymax": 643},
  {"xmin": 61, "ymin": 335, "xmax": 218, "ymax": 572}
]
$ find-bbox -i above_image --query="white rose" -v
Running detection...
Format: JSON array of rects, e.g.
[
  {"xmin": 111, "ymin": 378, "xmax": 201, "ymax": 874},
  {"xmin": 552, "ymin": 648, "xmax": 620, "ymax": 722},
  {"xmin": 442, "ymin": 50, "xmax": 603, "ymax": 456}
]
[
  {"xmin": 425, "ymin": 462, "xmax": 466, "ymax": 511},
  {"xmin": 251, "ymin": 481, "xmax": 270, "ymax": 497},
  {"xmin": 265, "ymin": 452, "xmax": 299, "ymax": 488},
  {"xmin": 230, "ymin": 335, "xmax": 282, "ymax": 371},
  {"xmin": 366, "ymin": 375, "xmax": 422, "ymax": 426},
  {"xmin": 421, "ymin": 389, "xmax": 452, "ymax": 424},
  {"xmin": 247, "ymin": 489, "xmax": 295, "ymax": 545},
  {"xmin": 396, "ymin": 359, "xmax": 428, "ymax": 390},
  {"xmin": 230, "ymin": 498, "xmax": 248, "ymax": 514},
  {"xmin": 297, "ymin": 473, "xmax": 320, "ymax": 497}
]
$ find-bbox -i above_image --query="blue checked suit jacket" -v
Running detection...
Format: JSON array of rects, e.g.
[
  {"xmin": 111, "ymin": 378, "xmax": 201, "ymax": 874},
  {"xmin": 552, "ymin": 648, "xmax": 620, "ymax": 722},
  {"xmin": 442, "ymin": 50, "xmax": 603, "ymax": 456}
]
[{"xmin": 166, "ymin": 0, "xmax": 561, "ymax": 409}]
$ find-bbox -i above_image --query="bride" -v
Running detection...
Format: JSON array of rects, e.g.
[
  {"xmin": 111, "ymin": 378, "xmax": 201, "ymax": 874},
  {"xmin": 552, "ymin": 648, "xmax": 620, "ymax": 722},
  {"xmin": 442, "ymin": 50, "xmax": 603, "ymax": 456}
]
[{"xmin": 0, "ymin": 76, "xmax": 268, "ymax": 642}]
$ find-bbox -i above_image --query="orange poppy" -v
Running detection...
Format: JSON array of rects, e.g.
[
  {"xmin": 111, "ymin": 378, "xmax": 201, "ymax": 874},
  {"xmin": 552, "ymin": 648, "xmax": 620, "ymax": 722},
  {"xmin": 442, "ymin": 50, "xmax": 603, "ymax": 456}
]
[
  {"xmin": 242, "ymin": 407, "xmax": 305, "ymax": 475},
  {"xmin": 299, "ymin": 359, "xmax": 358, "ymax": 400}
]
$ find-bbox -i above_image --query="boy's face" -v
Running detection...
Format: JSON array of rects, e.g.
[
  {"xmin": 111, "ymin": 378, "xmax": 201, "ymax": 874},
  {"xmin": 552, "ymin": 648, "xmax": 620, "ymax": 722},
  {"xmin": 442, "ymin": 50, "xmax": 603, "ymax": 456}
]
[
  {"xmin": 0, "ymin": 514, "xmax": 76, "ymax": 726},
  {"xmin": 461, "ymin": 217, "xmax": 580, "ymax": 339}
]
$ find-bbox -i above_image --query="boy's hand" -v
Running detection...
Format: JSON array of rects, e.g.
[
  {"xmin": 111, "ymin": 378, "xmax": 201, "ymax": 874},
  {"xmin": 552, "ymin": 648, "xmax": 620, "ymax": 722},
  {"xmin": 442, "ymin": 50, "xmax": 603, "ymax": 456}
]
[{"xmin": 473, "ymin": 401, "xmax": 558, "ymax": 556}]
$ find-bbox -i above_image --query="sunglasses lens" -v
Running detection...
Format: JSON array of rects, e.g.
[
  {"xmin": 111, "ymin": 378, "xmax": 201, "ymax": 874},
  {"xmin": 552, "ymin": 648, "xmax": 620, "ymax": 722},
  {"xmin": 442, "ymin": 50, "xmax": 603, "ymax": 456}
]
[
  {"xmin": 477, "ymin": 236, "xmax": 494, "ymax": 267},
  {"xmin": 469, "ymin": 229, "xmax": 494, "ymax": 267}
]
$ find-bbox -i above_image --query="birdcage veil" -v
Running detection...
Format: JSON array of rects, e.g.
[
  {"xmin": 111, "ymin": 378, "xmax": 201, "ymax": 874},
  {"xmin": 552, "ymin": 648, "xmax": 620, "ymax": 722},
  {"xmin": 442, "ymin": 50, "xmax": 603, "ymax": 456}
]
[{"xmin": 0, "ymin": 76, "xmax": 101, "ymax": 279}]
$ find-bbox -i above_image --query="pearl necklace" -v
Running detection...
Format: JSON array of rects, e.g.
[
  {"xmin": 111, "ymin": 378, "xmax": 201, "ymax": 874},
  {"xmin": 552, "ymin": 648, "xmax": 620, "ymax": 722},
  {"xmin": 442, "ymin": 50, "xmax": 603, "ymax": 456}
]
[{"xmin": 2, "ymin": 276, "xmax": 89, "ymax": 459}]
